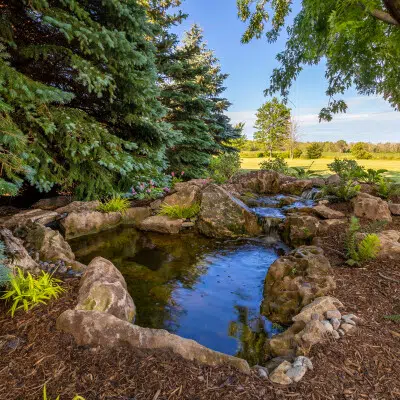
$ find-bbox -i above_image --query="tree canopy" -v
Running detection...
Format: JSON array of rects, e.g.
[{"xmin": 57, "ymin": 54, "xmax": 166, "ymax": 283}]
[
  {"xmin": 237, "ymin": 0, "xmax": 400, "ymax": 121},
  {"xmin": 254, "ymin": 97, "xmax": 291, "ymax": 157}
]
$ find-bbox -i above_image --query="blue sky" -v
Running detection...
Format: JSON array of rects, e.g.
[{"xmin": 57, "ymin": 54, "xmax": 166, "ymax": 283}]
[{"xmin": 173, "ymin": 0, "xmax": 400, "ymax": 143}]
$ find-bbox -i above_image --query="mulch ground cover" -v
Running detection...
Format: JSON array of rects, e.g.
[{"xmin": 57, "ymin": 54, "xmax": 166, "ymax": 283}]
[{"xmin": 0, "ymin": 219, "xmax": 399, "ymax": 399}]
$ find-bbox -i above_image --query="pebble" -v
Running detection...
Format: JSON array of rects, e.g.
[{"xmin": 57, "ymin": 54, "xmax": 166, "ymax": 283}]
[
  {"xmin": 331, "ymin": 330, "xmax": 340, "ymax": 340},
  {"xmin": 253, "ymin": 365, "xmax": 269, "ymax": 379},
  {"xmin": 293, "ymin": 356, "xmax": 313, "ymax": 371},
  {"xmin": 321, "ymin": 320, "xmax": 334, "ymax": 333},
  {"xmin": 342, "ymin": 315, "xmax": 356, "ymax": 326},
  {"xmin": 326, "ymin": 310, "xmax": 341, "ymax": 320},
  {"xmin": 286, "ymin": 365, "xmax": 307, "ymax": 383},
  {"xmin": 338, "ymin": 329, "xmax": 345, "ymax": 337},
  {"xmin": 330, "ymin": 318, "xmax": 341, "ymax": 330},
  {"xmin": 340, "ymin": 323, "xmax": 355, "ymax": 333},
  {"xmin": 197, "ymin": 376, "xmax": 205, "ymax": 382}
]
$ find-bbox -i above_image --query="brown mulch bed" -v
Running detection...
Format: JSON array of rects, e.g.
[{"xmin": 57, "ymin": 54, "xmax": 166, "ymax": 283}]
[{"xmin": 1, "ymin": 229, "xmax": 400, "ymax": 399}]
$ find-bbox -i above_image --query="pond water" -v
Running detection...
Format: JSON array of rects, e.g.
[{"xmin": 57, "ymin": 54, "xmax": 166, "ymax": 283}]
[{"xmin": 70, "ymin": 227, "xmax": 287, "ymax": 365}]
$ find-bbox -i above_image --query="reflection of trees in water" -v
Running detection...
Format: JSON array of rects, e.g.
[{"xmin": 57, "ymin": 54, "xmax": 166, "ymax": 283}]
[{"xmin": 228, "ymin": 305, "xmax": 269, "ymax": 366}]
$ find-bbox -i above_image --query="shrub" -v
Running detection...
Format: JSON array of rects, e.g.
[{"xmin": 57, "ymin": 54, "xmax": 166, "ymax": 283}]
[
  {"xmin": 345, "ymin": 217, "xmax": 381, "ymax": 266},
  {"xmin": 131, "ymin": 179, "xmax": 169, "ymax": 201},
  {"xmin": 170, "ymin": 171, "xmax": 185, "ymax": 188},
  {"xmin": 288, "ymin": 162, "xmax": 322, "ymax": 179},
  {"xmin": 358, "ymin": 168, "xmax": 388, "ymax": 184},
  {"xmin": 43, "ymin": 385, "xmax": 86, "ymax": 400},
  {"xmin": 322, "ymin": 180, "xmax": 361, "ymax": 201},
  {"xmin": 158, "ymin": 203, "xmax": 201, "ymax": 219},
  {"xmin": 209, "ymin": 152, "xmax": 241, "ymax": 184},
  {"xmin": 0, "ymin": 241, "xmax": 11, "ymax": 287},
  {"xmin": 96, "ymin": 196, "xmax": 130, "ymax": 213},
  {"xmin": 376, "ymin": 178, "xmax": 400, "ymax": 199},
  {"xmin": 306, "ymin": 143, "xmax": 324, "ymax": 159},
  {"xmin": 327, "ymin": 158, "xmax": 364, "ymax": 180},
  {"xmin": 293, "ymin": 148, "xmax": 303, "ymax": 158},
  {"xmin": 351, "ymin": 143, "xmax": 373, "ymax": 159},
  {"xmin": 259, "ymin": 156, "xmax": 288, "ymax": 173},
  {"xmin": 1, "ymin": 268, "xmax": 65, "ymax": 317},
  {"xmin": 257, "ymin": 152, "xmax": 265, "ymax": 158}
]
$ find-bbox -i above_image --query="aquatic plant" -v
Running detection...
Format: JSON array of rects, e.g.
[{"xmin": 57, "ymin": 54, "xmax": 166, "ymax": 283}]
[
  {"xmin": 158, "ymin": 203, "xmax": 201, "ymax": 219},
  {"xmin": 1, "ymin": 268, "xmax": 65, "ymax": 317},
  {"xmin": 97, "ymin": 196, "xmax": 130, "ymax": 213}
]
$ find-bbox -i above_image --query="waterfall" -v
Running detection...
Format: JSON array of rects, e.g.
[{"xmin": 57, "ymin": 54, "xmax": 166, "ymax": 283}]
[{"xmin": 301, "ymin": 187, "xmax": 320, "ymax": 200}]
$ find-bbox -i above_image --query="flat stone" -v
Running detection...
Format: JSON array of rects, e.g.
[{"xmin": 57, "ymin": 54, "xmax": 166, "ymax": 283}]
[
  {"xmin": 32, "ymin": 196, "xmax": 72, "ymax": 211},
  {"xmin": 269, "ymin": 361, "xmax": 293, "ymax": 385},
  {"xmin": 313, "ymin": 205, "xmax": 345, "ymax": 219},
  {"xmin": 55, "ymin": 201, "xmax": 100, "ymax": 214},
  {"xmin": 285, "ymin": 365, "xmax": 307, "ymax": 383},
  {"xmin": 340, "ymin": 323, "xmax": 355, "ymax": 333},
  {"xmin": 330, "ymin": 318, "xmax": 341, "ymax": 330},
  {"xmin": 57, "ymin": 310, "xmax": 250, "ymax": 373},
  {"xmin": 139, "ymin": 215, "xmax": 184, "ymax": 234},
  {"xmin": 326, "ymin": 310, "xmax": 342, "ymax": 320},
  {"xmin": 0, "ymin": 209, "xmax": 59, "ymax": 229},
  {"xmin": 293, "ymin": 296, "xmax": 343, "ymax": 324}
]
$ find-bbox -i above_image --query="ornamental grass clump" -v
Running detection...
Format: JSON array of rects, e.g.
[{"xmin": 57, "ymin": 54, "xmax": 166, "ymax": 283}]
[
  {"xmin": 96, "ymin": 196, "xmax": 130, "ymax": 213},
  {"xmin": 1, "ymin": 268, "xmax": 65, "ymax": 317},
  {"xmin": 158, "ymin": 203, "xmax": 201, "ymax": 219}
]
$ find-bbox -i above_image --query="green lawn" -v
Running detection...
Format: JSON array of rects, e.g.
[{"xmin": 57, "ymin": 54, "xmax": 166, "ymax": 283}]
[{"xmin": 241, "ymin": 157, "xmax": 400, "ymax": 183}]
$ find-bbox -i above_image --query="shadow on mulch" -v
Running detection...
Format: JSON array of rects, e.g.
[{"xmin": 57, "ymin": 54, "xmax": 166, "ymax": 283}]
[{"xmin": 1, "ymin": 222, "xmax": 400, "ymax": 399}]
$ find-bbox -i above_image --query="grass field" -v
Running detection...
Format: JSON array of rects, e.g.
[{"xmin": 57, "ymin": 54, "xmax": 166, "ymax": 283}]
[{"xmin": 241, "ymin": 157, "xmax": 400, "ymax": 182}]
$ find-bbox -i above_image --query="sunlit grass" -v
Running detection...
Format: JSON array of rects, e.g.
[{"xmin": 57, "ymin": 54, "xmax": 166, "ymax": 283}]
[{"xmin": 241, "ymin": 158, "xmax": 400, "ymax": 182}]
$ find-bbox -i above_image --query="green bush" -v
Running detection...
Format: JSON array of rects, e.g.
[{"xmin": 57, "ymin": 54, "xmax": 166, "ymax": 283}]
[
  {"xmin": 158, "ymin": 203, "xmax": 201, "ymax": 219},
  {"xmin": 96, "ymin": 196, "xmax": 130, "ymax": 213},
  {"xmin": 0, "ymin": 241, "xmax": 11, "ymax": 287},
  {"xmin": 358, "ymin": 168, "xmax": 388, "ymax": 184},
  {"xmin": 209, "ymin": 152, "xmax": 241, "ymax": 184},
  {"xmin": 288, "ymin": 162, "xmax": 322, "ymax": 179},
  {"xmin": 377, "ymin": 178, "xmax": 400, "ymax": 199},
  {"xmin": 1, "ymin": 268, "xmax": 65, "ymax": 317},
  {"xmin": 293, "ymin": 148, "xmax": 303, "ymax": 158},
  {"xmin": 322, "ymin": 180, "xmax": 361, "ymax": 202},
  {"xmin": 257, "ymin": 152, "xmax": 265, "ymax": 158},
  {"xmin": 327, "ymin": 158, "xmax": 363, "ymax": 180},
  {"xmin": 345, "ymin": 217, "xmax": 381, "ymax": 266},
  {"xmin": 259, "ymin": 156, "xmax": 288, "ymax": 173},
  {"xmin": 306, "ymin": 143, "xmax": 324, "ymax": 159},
  {"xmin": 351, "ymin": 143, "xmax": 373, "ymax": 159}
]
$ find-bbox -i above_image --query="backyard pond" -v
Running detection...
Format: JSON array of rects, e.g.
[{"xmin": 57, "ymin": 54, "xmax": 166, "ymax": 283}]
[{"xmin": 70, "ymin": 227, "xmax": 289, "ymax": 364}]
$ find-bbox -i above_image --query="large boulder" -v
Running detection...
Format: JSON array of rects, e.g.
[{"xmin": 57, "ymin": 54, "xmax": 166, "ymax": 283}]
[
  {"xmin": 0, "ymin": 209, "xmax": 59, "ymax": 229},
  {"xmin": 76, "ymin": 257, "xmax": 135, "ymax": 322},
  {"xmin": 197, "ymin": 184, "xmax": 262, "ymax": 238},
  {"xmin": 262, "ymin": 246, "xmax": 335, "ymax": 325},
  {"xmin": 376, "ymin": 230, "xmax": 400, "ymax": 259},
  {"xmin": 163, "ymin": 184, "xmax": 202, "ymax": 208},
  {"xmin": 229, "ymin": 171, "xmax": 282, "ymax": 194},
  {"xmin": 0, "ymin": 229, "xmax": 38, "ymax": 271},
  {"xmin": 55, "ymin": 201, "xmax": 100, "ymax": 214},
  {"xmin": 139, "ymin": 215, "xmax": 184, "ymax": 234},
  {"xmin": 57, "ymin": 310, "xmax": 250, "ymax": 373},
  {"xmin": 280, "ymin": 180, "xmax": 313, "ymax": 196},
  {"xmin": 21, "ymin": 223, "xmax": 85, "ymax": 271},
  {"xmin": 60, "ymin": 210, "xmax": 122, "ymax": 240},
  {"xmin": 352, "ymin": 193, "xmax": 392, "ymax": 222},
  {"xmin": 283, "ymin": 214, "xmax": 320, "ymax": 246},
  {"xmin": 32, "ymin": 196, "xmax": 72, "ymax": 211},
  {"xmin": 122, "ymin": 207, "xmax": 151, "ymax": 226}
]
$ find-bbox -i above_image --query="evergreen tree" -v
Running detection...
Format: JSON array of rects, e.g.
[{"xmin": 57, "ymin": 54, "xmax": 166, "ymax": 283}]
[
  {"xmin": 0, "ymin": 0, "xmax": 171, "ymax": 199},
  {"xmin": 164, "ymin": 25, "xmax": 240, "ymax": 178}
]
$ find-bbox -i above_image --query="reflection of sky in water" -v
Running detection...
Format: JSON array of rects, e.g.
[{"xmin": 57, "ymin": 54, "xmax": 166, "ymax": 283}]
[{"xmin": 71, "ymin": 229, "xmax": 284, "ymax": 363}]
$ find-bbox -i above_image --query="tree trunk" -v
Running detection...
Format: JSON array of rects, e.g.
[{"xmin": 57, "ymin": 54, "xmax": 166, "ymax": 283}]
[{"xmin": 384, "ymin": 0, "xmax": 400, "ymax": 24}]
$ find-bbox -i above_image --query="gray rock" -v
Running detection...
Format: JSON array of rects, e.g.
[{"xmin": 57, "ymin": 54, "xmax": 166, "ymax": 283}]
[
  {"xmin": 338, "ymin": 329, "xmax": 345, "ymax": 337},
  {"xmin": 56, "ymin": 310, "xmax": 250, "ymax": 373},
  {"xmin": 342, "ymin": 315, "xmax": 356, "ymax": 326},
  {"xmin": 326, "ymin": 310, "xmax": 342, "ymax": 320},
  {"xmin": 340, "ymin": 323, "xmax": 355, "ymax": 333},
  {"xmin": 293, "ymin": 356, "xmax": 313, "ymax": 371},
  {"xmin": 321, "ymin": 320, "xmax": 334, "ymax": 333},
  {"xmin": 285, "ymin": 365, "xmax": 307, "ymax": 382},
  {"xmin": 330, "ymin": 318, "xmax": 341, "ymax": 330},
  {"xmin": 253, "ymin": 365, "xmax": 269, "ymax": 379},
  {"xmin": 0, "ymin": 209, "xmax": 59, "ymax": 229},
  {"xmin": 293, "ymin": 296, "xmax": 343, "ymax": 325}
]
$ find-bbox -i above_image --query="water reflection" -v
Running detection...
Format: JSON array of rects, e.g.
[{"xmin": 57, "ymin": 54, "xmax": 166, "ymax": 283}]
[{"xmin": 70, "ymin": 227, "xmax": 284, "ymax": 364}]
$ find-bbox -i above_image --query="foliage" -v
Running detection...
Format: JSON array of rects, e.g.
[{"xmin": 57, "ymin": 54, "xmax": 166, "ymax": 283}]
[
  {"xmin": 384, "ymin": 315, "xmax": 400, "ymax": 322},
  {"xmin": 322, "ymin": 180, "xmax": 361, "ymax": 202},
  {"xmin": 1, "ymin": 268, "xmax": 64, "ymax": 317},
  {"xmin": 358, "ymin": 168, "xmax": 388, "ymax": 184},
  {"xmin": 170, "ymin": 171, "xmax": 185, "ymax": 188},
  {"xmin": 351, "ymin": 143, "xmax": 373, "ymax": 160},
  {"xmin": 345, "ymin": 217, "xmax": 380, "ymax": 266},
  {"xmin": 0, "ymin": 240, "xmax": 11, "ymax": 287},
  {"xmin": 209, "ymin": 152, "xmax": 242, "ymax": 183},
  {"xmin": 164, "ymin": 24, "xmax": 241, "ymax": 178},
  {"xmin": 293, "ymin": 148, "xmax": 303, "ymax": 158},
  {"xmin": 158, "ymin": 203, "xmax": 201, "ymax": 219},
  {"xmin": 259, "ymin": 156, "xmax": 288, "ymax": 174},
  {"xmin": 306, "ymin": 143, "xmax": 324, "ymax": 159},
  {"xmin": 327, "ymin": 159, "xmax": 364, "ymax": 180},
  {"xmin": 1, "ymin": 0, "xmax": 175, "ymax": 200},
  {"xmin": 131, "ymin": 178, "xmax": 169, "ymax": 201},
  {"xmin": 43, "ymin": 384, "xmax": 85, "ymax": 400},
  {"xmin": 96, "ymin": 197, "xmax": 130, "ymax": 214},
  {"xmin": 254, "ymin": 98, "xmax": 291, "ymax": 158},
  {"xmin": 237, "ymin": 0, "xmax": 400, "ymax": 121},
  {"xmin": 376, "ymin": 178, "xmax": 400, "ymax": 199},
  {"xmin": 288, "ymin": 162, "xmax": 322, "ymax": 179}
]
